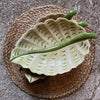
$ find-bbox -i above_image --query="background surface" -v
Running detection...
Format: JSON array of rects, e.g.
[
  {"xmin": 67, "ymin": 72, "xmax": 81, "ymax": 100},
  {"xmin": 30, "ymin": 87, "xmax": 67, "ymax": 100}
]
[{"xmin": 0, "ymin": 0, "xmax": 100, "ymax": 100}]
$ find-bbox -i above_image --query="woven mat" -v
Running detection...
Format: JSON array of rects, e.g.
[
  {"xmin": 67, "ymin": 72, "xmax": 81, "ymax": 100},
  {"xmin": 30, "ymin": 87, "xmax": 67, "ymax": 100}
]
[{"xmin": 3, "ymin": 5, "xmax": 95, "ymax": 99}]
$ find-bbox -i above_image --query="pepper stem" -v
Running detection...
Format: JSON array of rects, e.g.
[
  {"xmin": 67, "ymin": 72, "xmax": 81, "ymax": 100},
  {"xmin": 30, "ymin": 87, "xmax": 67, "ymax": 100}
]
[
  {"xmin": 65, "ymin": 9, "xmax": 77, "ymax": 20},
  {"xmin": 78, "ymin": 21, "xmax": 88, "ymax": 27}
]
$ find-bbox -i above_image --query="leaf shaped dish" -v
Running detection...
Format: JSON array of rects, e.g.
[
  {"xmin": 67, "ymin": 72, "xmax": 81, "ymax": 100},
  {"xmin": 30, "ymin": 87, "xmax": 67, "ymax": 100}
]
[
  {"xmin": 10, "ymin": 13, "xmax": 92, "ymax": 76},
  {"xmin": 24, "ymin": 69, "xmax": 46, "ymax": 83}
]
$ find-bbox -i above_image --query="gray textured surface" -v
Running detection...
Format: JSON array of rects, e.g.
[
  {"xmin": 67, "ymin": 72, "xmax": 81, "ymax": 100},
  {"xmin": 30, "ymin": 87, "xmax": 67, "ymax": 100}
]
[{"xmin": 0, "ymin": 0, "xmax": 100, "ymax": 100}]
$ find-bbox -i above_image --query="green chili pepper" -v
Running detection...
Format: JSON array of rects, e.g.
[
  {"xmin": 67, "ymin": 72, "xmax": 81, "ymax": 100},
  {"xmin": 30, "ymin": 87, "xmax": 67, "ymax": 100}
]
[
  {"xmin": 10, "ymin": 33, "xmax": 97, "ymax": 62},
  {"xmin": 65, "ymin": 9, "xmax": 77, "ymax": 20}
]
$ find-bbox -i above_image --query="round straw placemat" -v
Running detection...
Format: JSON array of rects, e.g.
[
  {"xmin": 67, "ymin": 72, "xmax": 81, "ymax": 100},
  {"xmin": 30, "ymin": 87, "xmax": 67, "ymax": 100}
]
[{"xmin": 3, "ymin": 5, "xmax": 95, "ymax": 99}]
